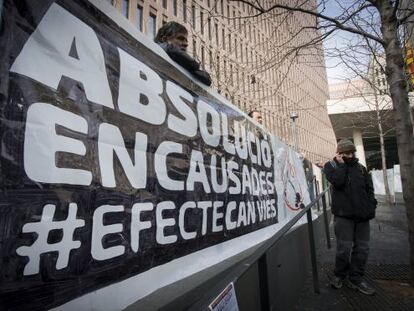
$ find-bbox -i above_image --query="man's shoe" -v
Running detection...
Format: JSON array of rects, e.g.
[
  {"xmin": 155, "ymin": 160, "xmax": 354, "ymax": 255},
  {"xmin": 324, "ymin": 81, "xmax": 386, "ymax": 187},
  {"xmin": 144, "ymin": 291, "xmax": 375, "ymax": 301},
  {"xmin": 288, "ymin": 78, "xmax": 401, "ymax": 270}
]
[
  {"xmin": 330, "ymin": 276, "xmax": 343, "ymax": 289},
  {"xmin": 346, "ymin": 280, "xmax": 376, "ymax": 295}
]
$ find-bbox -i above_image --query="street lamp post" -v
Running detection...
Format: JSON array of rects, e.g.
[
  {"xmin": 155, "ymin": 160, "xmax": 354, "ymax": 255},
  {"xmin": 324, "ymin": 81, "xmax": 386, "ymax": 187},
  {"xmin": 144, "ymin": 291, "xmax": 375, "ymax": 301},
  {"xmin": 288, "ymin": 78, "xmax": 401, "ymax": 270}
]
[{"xmin": 290, "ymin": 112, "xmax": 299, "ymax": 151}]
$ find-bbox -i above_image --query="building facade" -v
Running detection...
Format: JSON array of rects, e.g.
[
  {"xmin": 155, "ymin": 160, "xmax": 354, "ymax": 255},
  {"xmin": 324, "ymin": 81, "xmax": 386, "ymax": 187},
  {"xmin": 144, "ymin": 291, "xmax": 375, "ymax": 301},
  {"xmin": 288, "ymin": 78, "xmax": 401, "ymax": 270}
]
[
  {"xmin": 367, "ymin": 54, "xmax": 389, "ymax": 95},
  {"xmin": 327, "ymin": 79, "xmax": 398, "ymax": 169},
  {"xmin": 106, "ymin": 0, "xmax": 337, "ymax": 163}
]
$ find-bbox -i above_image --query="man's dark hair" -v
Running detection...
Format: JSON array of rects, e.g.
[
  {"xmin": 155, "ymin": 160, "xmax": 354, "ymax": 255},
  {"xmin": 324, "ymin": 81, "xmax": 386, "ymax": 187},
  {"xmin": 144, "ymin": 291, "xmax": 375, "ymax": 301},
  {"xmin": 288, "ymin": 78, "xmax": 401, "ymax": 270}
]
[
  {"xmin": 154, "ymin": 21, "xmax": 188, "ymax": 43},
  {"xmin": 248, "ymin": 109, "xmax": 260, "ymax": 118}
]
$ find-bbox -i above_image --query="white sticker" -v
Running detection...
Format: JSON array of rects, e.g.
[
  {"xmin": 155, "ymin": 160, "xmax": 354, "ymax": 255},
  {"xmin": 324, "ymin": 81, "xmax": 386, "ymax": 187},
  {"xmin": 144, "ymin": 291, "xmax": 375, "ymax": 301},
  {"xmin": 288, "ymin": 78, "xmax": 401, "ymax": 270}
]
[{"xmin": 208, "ymin": 282, "xmax": 239, "ymax": 311}]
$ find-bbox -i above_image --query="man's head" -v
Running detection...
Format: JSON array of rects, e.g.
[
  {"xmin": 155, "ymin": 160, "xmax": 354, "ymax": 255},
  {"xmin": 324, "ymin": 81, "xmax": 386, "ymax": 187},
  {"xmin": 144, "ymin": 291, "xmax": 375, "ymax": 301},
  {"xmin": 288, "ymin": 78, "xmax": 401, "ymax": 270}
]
[
  {"xmin": 336, "ymin": 139, "xmax": 356, "ymax": 159},
  {"xmin": 248, "ymin": 110, "xmax": 262, "ymax": 124},
  {"xmin": 154, "ymin": 21, "xmax": 188, "ymax": 51}
]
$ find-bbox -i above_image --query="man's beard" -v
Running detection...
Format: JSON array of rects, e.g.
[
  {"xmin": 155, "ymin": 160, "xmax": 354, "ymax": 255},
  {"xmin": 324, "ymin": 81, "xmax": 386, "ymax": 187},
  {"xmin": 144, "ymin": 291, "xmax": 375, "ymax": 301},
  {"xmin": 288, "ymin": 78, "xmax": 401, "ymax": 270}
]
[{"xmin": 343, "ymin": 156, "xmax": 353, "ymax": 163}]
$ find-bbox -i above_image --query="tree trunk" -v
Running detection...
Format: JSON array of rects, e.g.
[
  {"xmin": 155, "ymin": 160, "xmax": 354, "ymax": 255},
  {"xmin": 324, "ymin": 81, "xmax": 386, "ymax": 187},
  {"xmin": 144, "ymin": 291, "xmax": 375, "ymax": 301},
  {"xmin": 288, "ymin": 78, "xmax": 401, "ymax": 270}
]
[
  {"xmin": 379, "ymin": 1, "xmax": 414, "ymax": 286},
  {"xmin": 375, "ymin": 92, "xmax": 393, "ymax": 206},
  {"xmin": 379, "ymin": 129, "xmax": 392, "ymax": 205}
]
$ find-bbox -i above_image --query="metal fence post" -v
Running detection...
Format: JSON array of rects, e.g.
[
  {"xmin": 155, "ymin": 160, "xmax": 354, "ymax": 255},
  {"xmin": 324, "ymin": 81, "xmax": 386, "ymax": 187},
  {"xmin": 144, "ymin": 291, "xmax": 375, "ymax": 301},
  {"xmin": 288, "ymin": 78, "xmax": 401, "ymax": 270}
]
[
  {"xmin": 306, "ymin": 208, "xmax": 320, "ymax": 294},
  {"xmin": 314, "ymin": 180, "xmax": 320, "ymax": 211},
  {"xmin": 258, "ymin": 253, "xmax": 270, "ymax": 311},
  {"xmin": 327, "ymin": 186, "xmax": 332, "ymax": 206},
  {"xmin": 322, "ymin": 192, "xmax": 331, "ymax": 249}
]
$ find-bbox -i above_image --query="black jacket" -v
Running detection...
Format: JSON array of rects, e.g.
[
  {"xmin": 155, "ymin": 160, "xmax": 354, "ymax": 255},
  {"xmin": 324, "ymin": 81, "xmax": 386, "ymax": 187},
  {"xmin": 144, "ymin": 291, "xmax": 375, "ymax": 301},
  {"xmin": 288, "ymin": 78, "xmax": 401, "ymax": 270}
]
[
  {"xmin": 324, "ymin": 158, "xmax": 377, "ymax": 221},
  {"xmin": 159, "ymin": 43, "xmax": 212, "ymax": 86}
]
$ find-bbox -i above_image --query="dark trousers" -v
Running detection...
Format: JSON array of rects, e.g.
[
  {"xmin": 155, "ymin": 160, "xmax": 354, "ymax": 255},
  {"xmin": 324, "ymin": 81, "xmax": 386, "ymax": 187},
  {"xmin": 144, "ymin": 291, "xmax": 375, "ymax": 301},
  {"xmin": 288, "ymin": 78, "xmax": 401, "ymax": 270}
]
[{"xmin": 334, "ymin": 216, "xmax": 370, "ymax": 283}]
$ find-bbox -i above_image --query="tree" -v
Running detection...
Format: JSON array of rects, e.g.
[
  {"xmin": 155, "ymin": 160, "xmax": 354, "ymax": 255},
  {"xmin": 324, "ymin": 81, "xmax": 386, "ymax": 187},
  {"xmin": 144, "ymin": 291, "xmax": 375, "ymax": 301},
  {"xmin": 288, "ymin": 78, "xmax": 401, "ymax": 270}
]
[
  {"xmin": 330, "ymin": 77, "xmax": 395, "ymax": 204},
  {"xmin": 330, "ymin": 40, "xmax": 395, "ymax": 206},
  {"xmin": 228, "ymin": 0, "xmax": 414, "ymax": 285}
]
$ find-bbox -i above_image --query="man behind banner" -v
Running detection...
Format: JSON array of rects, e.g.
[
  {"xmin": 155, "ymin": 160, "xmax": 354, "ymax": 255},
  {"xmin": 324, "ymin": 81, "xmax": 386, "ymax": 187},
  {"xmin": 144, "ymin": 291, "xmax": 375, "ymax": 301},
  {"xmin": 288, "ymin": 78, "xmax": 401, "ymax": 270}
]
[
  {"xmin": 154, "ymin": 21, "xmax": 212, "ymax": 86},
  {"xmin": 323, "ymin": 139, "xmax": 377, "ymax": 295},
  {"xmin": 248, "ymin": 110, "xmax": 263, "ymax": 124}
]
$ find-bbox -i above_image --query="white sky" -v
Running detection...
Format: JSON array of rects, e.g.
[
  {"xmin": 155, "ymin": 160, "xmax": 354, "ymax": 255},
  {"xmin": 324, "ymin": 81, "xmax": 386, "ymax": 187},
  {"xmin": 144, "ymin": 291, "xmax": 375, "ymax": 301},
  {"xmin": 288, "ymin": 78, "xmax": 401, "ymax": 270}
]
[
  {"xmin": 324, "ymin": 35, "xmax": 357, "ymax": 85},
  {"xmin": 319, "ymin": 0, "xmax": 375, "ymax": 85}
]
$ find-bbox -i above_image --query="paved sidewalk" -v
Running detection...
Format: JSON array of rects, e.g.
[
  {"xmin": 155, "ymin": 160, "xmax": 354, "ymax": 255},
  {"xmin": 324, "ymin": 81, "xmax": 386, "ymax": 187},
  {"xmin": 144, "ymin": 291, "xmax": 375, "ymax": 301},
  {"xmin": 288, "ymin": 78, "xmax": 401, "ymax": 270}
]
[{"xmin": 294, "ymin": 200, "xmax": 414, "ymax": 310}]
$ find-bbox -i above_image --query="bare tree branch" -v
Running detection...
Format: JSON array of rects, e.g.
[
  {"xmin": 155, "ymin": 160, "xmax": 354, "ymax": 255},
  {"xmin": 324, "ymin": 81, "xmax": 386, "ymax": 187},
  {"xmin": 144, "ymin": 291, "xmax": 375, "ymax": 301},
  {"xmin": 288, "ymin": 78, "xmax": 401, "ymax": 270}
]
[{"xmin": 230, "ymin": 0, "xmax": 384, "ymax": 44}]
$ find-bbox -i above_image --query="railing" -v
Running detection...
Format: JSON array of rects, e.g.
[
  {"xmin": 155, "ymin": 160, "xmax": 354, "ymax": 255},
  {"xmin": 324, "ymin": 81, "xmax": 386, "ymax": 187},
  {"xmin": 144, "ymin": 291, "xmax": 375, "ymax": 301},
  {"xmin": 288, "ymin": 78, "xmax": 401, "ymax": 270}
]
[{"xmin": 178, "ymin": 185, "xmax": 332, "ymax": 311}]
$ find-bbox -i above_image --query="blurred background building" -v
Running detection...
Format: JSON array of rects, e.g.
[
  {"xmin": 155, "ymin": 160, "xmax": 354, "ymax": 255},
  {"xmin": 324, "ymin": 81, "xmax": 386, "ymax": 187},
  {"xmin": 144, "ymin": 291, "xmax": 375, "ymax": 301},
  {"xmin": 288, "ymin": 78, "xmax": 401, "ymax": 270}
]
[
  {"xmin": 327, "ymin": 77, "xmax": 398, "ymax": 170},
  {"xmin": 104, "ymin": 0, "xmax": 337, "ymax": 163}
]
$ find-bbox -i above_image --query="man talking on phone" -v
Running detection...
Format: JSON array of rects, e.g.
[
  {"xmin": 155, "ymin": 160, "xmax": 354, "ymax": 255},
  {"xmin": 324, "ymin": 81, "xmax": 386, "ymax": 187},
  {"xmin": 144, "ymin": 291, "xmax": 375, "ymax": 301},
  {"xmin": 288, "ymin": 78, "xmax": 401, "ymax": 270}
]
[{"xmin": 324, "ymin": 139, "xmax": 377, "ymax": 295}]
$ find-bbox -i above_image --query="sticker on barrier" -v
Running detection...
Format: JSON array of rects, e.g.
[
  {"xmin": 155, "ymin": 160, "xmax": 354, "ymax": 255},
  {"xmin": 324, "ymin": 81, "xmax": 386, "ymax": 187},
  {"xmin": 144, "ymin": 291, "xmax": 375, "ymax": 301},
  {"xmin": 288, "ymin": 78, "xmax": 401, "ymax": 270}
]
[{"xmin": 208, "ymin": 282, "xmax": 239, "ymax": 311}]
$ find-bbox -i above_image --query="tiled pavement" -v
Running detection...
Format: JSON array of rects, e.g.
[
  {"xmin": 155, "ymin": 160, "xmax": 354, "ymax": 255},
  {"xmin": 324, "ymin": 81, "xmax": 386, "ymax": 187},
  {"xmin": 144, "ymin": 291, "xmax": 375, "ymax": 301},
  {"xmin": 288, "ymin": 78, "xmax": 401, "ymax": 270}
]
[{"xmin": 294, "ymin": 199, "xmax": 414, "ymax": 310}]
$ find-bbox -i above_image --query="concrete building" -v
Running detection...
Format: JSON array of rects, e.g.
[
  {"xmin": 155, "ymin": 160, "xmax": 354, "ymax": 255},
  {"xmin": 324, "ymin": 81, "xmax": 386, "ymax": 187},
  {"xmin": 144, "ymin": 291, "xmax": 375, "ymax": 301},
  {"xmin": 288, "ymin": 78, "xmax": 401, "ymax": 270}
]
[
  {"xmin": 106, "ymin": 0, "xmax": 337, "ymax": 163},
  {"xmin": 328, "ymin": 0, "xmax": 414, "ymax": 170},
  {"xmin": 367, "ymin": 55, "xmax": 388, "ymax": 96},
  {"xmin": 327, "ymin": 79, "xmax": 398, "ymax": 169}
]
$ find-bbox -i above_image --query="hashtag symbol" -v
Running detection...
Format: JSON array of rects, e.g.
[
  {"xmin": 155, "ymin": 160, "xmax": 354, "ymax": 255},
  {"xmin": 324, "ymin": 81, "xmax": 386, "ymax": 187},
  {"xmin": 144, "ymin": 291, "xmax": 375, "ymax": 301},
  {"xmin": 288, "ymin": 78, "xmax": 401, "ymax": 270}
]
[{"xmin": 16, "ymin": 203, "xmax": 85, "ymax": 275}]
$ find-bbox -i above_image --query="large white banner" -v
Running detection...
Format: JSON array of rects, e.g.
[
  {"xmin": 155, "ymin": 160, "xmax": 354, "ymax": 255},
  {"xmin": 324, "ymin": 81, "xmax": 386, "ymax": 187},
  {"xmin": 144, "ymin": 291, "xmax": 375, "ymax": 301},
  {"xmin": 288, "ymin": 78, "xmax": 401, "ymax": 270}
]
[{"xmin": 0, "ymin": 1, "xmax": 311, "ymax": 310}]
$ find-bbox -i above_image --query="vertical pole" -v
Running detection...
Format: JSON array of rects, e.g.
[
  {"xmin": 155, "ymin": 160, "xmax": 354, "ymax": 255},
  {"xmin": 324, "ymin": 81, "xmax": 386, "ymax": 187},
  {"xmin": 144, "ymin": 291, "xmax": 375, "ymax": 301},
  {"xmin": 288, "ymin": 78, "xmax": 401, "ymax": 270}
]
[
  {"xmin": 290, "ymin": 113, "xmax": 299, "ymax": 152},
  {"xmin": 322, "ymin": 192, "xmax": 331, "ymax": 249},
  {"xmin": 258, "ymin": 254, "xmax": 270, "ymax": 311},
  {"xmin": 327, "ymin": 186, "xmax": 332, "ymax": 206},
  {"xmin": 314, "ymin": 179, "xmax": 320, "ymax": 211},
  {"xmin": 292, "ymin": 119, "xmax": 298, "ymax": 151},
  {"xmin": 294, "ymin": 120, "xmax": 299, "ymax": 152},
  {"xmin": 306, "ymin": 208, "xmax": 320, "ymax": 294}
]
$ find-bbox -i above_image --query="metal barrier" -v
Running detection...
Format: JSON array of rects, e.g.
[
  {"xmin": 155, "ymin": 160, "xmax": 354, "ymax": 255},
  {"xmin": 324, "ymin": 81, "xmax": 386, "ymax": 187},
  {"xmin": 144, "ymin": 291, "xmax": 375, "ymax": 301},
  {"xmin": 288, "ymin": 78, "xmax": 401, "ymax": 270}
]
[{"xmin": 184, "ymin": 186, "xmax": 332, "ymax": 311}]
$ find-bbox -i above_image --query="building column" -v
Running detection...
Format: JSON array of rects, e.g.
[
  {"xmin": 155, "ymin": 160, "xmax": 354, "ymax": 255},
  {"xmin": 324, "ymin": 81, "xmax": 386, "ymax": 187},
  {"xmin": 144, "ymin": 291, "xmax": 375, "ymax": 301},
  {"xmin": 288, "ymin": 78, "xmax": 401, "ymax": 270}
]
[{"xmin": 352, "ymin": 129, "xmax": 367, "ymax": 167}]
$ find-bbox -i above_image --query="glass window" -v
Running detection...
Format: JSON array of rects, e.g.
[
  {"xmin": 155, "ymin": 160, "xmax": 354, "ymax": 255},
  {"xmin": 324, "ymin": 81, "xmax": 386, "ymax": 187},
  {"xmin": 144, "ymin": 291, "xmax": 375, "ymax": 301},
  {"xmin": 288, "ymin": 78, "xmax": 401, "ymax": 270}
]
[
  {"xmin": 208, "ymin": 18, "xmax": 211, "ymax": 39},
  {"xmin": 148, "ymin": 14, "xmax": 157, "ymax": 39},
  {"xmin": 192, "ymin": 39, "xmax": 197, "ymax": 58},
  {"xmin": 201, "ymin": 46, "xmax": 205, "ymax": 69},
  {"xmin": 230, "ymin": 63, "xmax": 233, "ymax": 85},
  {"xmin": 173, "ymin": 0, "xmax": 177, "ymax": 16},
  {"xmin": 121, "ymin": 0, "xmax": 129, "ymax": 18},
  {"xmin": 183, "ymin": 0, "xmax": 187, "ymax": 22},
  {"xmin": 135, "ymin": 5, "xmax": 143, "ymax": 31},
  {"xmin": 234, "ymin": 38, "xmax": 237, "ymax": 56},
  {"xmin": 216, "ymin": 55, "xmax": 220, "ymax": 82},
  {"xmin": 162, "ymin": 0, "xmax": 167, "ymax": 9},
  {"xmin": 192, "ymin": 5, "xmax": 196, "ymax": 28},
  {"xmin": 200, "ymin": 11, "xmax": 204, "ymax": 35},
  {"xmin": 241, "ymin": 44, "xmax": 243, "ymax": 61}
]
